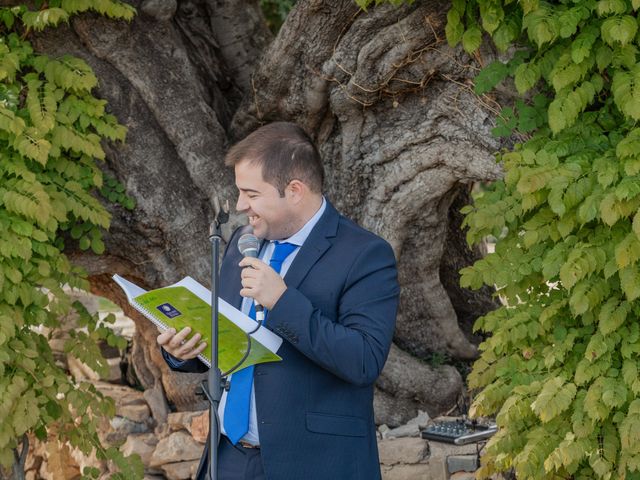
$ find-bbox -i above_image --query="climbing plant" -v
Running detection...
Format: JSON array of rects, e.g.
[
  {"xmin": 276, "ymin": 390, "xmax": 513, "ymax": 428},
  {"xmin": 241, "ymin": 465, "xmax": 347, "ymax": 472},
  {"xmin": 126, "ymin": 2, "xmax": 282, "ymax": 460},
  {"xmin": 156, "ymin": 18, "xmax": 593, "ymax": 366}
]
[
  {"xmin": 0, "ymin": 1, "xmax": 143, "ymax": 478},
  {"xmin": 438, "ymin": 0, "xmax": 640, "ymax": 478}
]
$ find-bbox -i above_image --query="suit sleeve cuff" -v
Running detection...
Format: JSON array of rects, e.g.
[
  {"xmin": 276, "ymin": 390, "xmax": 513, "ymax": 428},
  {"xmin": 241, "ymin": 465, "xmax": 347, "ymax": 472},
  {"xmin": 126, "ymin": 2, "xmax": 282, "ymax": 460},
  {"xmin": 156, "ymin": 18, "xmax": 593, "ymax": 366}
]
[{"xmin": 162, "ymin": 347, "xmax": 187, "ymax": 368}]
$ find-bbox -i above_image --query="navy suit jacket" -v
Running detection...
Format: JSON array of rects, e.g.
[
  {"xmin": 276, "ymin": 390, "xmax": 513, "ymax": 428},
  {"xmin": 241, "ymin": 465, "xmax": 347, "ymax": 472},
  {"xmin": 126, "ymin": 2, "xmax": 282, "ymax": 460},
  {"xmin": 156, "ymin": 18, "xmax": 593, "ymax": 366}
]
[{"xmin": 165, "ymin": 201, "xmax": 400, "ymax": 480}]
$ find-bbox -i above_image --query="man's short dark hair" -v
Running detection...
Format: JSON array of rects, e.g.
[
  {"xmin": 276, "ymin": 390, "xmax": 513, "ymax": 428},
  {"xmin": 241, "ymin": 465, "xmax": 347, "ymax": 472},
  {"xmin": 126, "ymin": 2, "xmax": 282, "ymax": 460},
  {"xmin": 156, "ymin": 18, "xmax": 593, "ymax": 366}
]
[{"xmin": 225, "ymin": 122, "xmax": 324, "ymax": 195}]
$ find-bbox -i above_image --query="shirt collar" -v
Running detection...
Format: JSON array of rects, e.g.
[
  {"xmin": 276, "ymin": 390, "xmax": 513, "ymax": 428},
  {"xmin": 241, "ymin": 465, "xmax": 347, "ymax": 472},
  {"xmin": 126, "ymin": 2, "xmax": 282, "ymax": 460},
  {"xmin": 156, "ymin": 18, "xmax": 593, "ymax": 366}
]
[{"xmin": 275, "ymin": 196, "xmax": 326, "ymax": 247}]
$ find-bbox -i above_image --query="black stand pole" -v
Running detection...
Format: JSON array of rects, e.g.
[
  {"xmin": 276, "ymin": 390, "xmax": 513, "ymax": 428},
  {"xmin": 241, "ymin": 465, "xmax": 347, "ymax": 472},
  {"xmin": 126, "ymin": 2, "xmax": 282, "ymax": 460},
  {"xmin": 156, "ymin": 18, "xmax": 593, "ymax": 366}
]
[{"xmin": 202, "ymin": 203, "xmax": 228, "ymax": 480}]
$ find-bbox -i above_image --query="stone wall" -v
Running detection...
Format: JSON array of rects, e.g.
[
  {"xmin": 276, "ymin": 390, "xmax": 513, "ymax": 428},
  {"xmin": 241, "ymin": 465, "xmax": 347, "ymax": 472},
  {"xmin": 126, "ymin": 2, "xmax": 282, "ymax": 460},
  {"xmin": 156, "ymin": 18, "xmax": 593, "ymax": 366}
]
[{"xmin": 24, "ymin": 384, "xmax": 493, "ymax": 480}]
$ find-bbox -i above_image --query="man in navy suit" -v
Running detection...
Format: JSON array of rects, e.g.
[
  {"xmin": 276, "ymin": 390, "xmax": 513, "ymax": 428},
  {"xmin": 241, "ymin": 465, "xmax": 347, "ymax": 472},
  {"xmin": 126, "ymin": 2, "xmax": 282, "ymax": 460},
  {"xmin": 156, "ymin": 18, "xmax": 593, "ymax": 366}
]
[{"xmin": 158, "ymin": 122, "xmax": 400, "ymax": 480}]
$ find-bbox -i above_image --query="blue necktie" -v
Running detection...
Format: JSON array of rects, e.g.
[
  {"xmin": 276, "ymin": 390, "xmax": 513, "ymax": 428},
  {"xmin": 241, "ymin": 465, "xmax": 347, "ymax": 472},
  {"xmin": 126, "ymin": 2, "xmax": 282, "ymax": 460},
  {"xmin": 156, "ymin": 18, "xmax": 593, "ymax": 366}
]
[{"xmin": 224, "ymin": 241, "xmax": 298, "ymax": 444}]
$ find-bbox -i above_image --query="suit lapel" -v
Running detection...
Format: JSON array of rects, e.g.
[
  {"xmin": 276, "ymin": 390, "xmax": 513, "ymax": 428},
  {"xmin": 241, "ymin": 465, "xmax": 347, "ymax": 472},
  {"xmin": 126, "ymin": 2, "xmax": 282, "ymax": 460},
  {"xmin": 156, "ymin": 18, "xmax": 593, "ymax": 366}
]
[{"xmin": 284, "ymin": 200, "xmax": 339, "ymax": 290}]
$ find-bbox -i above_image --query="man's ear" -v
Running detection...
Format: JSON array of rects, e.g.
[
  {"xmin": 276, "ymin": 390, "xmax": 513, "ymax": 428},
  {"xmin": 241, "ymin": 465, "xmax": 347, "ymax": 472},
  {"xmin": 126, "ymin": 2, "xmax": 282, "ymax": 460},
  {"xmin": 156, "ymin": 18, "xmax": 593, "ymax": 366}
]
[{"xmin": 286, "ymin": 179, "xmax": 306, "ymax": 203}]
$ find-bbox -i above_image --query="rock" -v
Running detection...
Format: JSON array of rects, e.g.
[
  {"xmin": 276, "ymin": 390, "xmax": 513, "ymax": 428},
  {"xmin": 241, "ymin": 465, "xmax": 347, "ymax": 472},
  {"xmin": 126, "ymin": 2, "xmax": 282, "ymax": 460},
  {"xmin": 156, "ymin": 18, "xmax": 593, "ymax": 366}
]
[
  {"xmin": 120, "ymin": 433, "xmax": 158, "ymax": 466},
  {"xmin": 406, "ymin": 410, "xmax": 430, "ymax": 430},
  {"xmin": 449, "ymin": 472, "xmax": 477, "ymax": 480},
  {"xmin": 102, "ymin": 416, "xmax": 151, "ymax": 445},
  {"xmin": 149, "ymin": 432, "xmax": 204, "ymax": 467},
  {"xmin": 447, "ymin": 454, "xmax": 479, "ymax": 473},
  {"xmin": 381, "ymin": 463, "xmax": 446, "ymax": 480},
  {"xmin": 144, "ymin": 382, "xmax": 170, "ymax": 425},
  {"xmin": 190, "ymin": 411, "xmax": 209, "ymax": 443},
  {"xmin": 167, "ymin": 411, "xmax": 201, "ymax": 432},
  {"xmin": 155, "ymin": 422, "xmax": 172, "ymax": 439},
  {"xmin": 161, "ymin": 460, "xmax": 199, "ymax": 480},
  {"xmin": 141, "ymin": 0, "xmax": 177, "ymax": 21},
  {"xmin": 105, "ymin": 357, "xmax": 123, "ymax": 383},
  {"xmin": 375, "ymin": 344, "xmax": 464, "ymax": 425},
  {"xmin": 374, "ymin": 388, "xmax": 420, "ymax": 428},
  {"xmin": 378, "ymin": 438, "xmax": 429, "ymax": 465},
  {"xmin": 386, "ymin": 423, "xmax": 421, "ymax": 439},
  {"xmin": 119, "ymin": 403, "xmax": 152, "ymax": 423},
  {"xmin": 95, "ymin": 382, "xmax": 151, "ymax": 423},
  {"xmin": 68, "ymin": 355, "xmax": 101, "ymax": 382}
]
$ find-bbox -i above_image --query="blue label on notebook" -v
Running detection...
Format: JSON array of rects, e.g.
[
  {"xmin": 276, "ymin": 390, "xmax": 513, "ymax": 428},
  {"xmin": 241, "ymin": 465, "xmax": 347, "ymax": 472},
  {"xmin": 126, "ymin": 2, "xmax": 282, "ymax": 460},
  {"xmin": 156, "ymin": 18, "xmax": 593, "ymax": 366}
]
[{"xmin": 157, "ymin": 303, "xmax": 182, "ymax": 318}]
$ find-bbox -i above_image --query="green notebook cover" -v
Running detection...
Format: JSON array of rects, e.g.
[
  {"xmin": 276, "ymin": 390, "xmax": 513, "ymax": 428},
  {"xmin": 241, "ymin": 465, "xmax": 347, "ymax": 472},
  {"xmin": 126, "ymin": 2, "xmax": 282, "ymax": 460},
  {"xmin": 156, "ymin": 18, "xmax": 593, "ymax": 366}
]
[
  {"xmin": 135, "ymin": 286, "xmax": 281, "ymax": 372},
  {"xmin": 112, "ymin": 274, "xmax": 283, "ymax": 373}
]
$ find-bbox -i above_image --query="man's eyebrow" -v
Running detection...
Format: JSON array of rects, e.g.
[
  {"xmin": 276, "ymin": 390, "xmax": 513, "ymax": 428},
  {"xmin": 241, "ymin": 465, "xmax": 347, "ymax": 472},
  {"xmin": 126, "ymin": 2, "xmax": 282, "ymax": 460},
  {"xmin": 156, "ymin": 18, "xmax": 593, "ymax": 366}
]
[{"xmin": 238, "ymin": 187, "xmax": 260, "ymax": 193}]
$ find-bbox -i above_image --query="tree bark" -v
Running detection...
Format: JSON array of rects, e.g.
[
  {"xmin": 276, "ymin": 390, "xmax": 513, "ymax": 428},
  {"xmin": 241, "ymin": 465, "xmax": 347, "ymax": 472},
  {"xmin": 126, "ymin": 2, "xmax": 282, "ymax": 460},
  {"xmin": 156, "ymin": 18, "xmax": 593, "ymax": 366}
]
[{"xmin": 32, "ymin": 0, "xmax": 501, "ymax": 424}]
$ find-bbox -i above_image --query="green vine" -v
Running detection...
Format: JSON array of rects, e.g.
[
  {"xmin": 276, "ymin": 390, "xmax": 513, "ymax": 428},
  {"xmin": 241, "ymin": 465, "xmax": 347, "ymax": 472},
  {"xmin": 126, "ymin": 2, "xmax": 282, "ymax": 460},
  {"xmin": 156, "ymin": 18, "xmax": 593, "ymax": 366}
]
[
  {"xmin": 441, "ymin": 0, "xmax": 640, "ymax": 478},
  {"xmin": 0, "ymin": 1, "xmax": 142, "ymax": 479}
]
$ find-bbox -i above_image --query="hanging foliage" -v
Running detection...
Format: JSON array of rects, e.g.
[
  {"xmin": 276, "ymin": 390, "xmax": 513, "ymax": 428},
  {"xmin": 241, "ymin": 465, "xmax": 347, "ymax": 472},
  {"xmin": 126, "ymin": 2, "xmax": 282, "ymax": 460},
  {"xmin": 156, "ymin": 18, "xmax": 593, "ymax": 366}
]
[
  {"xmin": 0, "ymin": 1, "xmax": 142, "ymax": 478},
  {"xmin": 439, "ymin": 0, "xmax": 640, "ymax": 478}
]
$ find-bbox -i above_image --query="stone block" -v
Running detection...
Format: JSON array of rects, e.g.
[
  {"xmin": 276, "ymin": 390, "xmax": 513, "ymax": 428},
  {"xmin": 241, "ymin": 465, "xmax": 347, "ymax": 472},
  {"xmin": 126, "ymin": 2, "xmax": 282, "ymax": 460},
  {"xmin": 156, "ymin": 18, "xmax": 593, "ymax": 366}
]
[
  {"xmin": 120, "ymin": 433, "xmax": 158, "ymax": 466},
  {"xmin": 407, "ymin": 410, "xmax": 431, "ymax": 430},
  {"xmin": 382, "ymin": 462, "xmax": 447, "ymax": 480},
  {"xmin": 144, "ymin": 383, "xmax": 169, "ymax": 424},
  {"xmin": 167, "ymin": 411, "xmax": 201, "ymax": 432},
  {"xmin": 386, "ymin": 423, "xmax": 421, "ymax": 439},
  {"xmin": 190, "ymin": 411, "xmax": 209, "ymax": 443},
  {"xmin": 449, "ymin": 472, "xmax": 477, "ymax": 480},
  {"xmin": 378, "ymin": 438, "xmax": 429, "ymax": 465},
  {"xmin": 161, "ymin": 460, "xmax": 199, "ymax": 480},
  {"xmin": 102, "ymin": 416, "xmax": 151, "ymax": 445},
  {"xmin": 149, "ymin": 431, "xmax": 204, "ymax": 467},
  {"xmin": 447, "ymin": 454, "xmax": 479, "ymax": 473}
]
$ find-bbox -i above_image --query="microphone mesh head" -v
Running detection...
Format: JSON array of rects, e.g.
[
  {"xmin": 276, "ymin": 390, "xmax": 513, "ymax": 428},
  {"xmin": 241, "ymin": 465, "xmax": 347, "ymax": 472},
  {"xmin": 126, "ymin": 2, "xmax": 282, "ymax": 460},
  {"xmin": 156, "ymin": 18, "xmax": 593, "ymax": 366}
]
[{"xmin": 238, "ymin": 233, "xmax": 260, "ymax": 257}]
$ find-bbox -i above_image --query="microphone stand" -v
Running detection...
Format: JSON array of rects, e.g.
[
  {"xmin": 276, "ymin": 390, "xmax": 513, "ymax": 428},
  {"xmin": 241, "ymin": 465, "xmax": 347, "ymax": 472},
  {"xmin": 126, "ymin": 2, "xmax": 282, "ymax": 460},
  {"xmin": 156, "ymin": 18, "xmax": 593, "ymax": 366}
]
[{"xmin": 201, "ymin": 201, "xmax": 228, "ymax": 480}]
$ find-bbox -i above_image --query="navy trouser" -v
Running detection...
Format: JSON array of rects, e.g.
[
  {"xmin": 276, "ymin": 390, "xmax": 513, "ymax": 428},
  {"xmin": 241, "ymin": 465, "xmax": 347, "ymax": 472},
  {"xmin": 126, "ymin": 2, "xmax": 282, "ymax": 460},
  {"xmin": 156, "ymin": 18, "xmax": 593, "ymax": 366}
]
[{"xmin": 201, "ymin": 437, "xmax": 266, "ymax": 480}]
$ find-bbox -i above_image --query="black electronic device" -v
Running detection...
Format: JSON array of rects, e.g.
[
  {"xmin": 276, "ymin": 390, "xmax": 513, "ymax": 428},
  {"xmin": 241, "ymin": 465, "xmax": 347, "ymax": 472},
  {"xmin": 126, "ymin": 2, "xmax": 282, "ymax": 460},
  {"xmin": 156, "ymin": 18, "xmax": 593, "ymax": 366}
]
[{"xmin": 420, "ymin": 419, "xmax": 497, "ymax": 445}]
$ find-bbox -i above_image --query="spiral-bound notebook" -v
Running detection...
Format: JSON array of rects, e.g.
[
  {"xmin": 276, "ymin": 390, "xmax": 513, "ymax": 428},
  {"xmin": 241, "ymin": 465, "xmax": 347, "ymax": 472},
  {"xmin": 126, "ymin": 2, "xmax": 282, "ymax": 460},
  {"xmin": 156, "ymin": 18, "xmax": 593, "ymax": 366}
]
[{"xmin": 112, "ymin": 274, "xmax": 282, "ymax": 372}]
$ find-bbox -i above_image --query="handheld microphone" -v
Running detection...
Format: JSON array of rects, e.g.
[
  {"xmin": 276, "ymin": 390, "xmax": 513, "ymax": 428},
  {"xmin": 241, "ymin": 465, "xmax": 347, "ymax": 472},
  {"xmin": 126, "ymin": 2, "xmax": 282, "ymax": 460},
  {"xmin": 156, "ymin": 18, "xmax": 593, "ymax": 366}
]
[{"xmin": 238, "ymin": 233, "xmax": 265, "ymax": 322}]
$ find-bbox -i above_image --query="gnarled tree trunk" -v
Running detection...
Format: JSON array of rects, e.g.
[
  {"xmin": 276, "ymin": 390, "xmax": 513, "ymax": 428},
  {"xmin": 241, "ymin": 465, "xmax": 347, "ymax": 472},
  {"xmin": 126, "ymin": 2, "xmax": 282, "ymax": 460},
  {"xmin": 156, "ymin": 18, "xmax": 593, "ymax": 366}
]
[{"xmin": 33, "ymin": 0, "xmax": 501, "ymax": 426}]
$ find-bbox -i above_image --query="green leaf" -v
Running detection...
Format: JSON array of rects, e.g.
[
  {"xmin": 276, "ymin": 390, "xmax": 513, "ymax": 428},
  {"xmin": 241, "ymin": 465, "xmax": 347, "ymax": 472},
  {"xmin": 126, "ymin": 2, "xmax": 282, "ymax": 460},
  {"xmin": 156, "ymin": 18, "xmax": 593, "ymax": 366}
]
[
  {"xmin": 21, "ymin": 8, "xmax": 69, "ymax": 31},
  {"xmin": 474, "ymin": 60, "xmax": 509, "ymax": 95},
  {"xmin": 597, "ymin": 0, "xmax": 627, "ymax": 16},
  {"xmin": 90, "ymin": 236, "xmax": 104, "ymax": 255},
  {"xmin": 445, "ymin": 8, "xmax": 464, "ymax": 46},
  {"xmin": 601, "ymin": 16, "xmax": 638, "ymax": 46},
  {"xmin": 26, "ymin": 80, "xmax": 57, "ymax": 134},
  {"xmin": 571, "ymin": 31, "xmax": 597, "ymax": 64},
  {"xmin": 620, "ymin": 264, "xmax": 640, "ymax": 301},
  {"xmin": 492, "ymin": 15, "xmax": 520, "ymax": 52},
  {"xmin": 615, "ymin": 233, "xmax": 640, "ymax": 268},
  {"xmin": 524, "ymin": 8, "xmax": 559, "ymax": 47},
  {"xmin": 612, "ymin": 65, "xmax": 640, "ymax": 120},
  {"xmin": 514, "ymin": 62, "xmax": 540, "ymax": 94},
  {"xmin": 531, "ymin": 377, "xmax": 577, "ymax": 423},
  {"xmin": 462, "ymin": 26, "xmax": 482, "ymax": 54},
  {"xmin": 479, "ymin": 2, "xmax": 504, "ymax": 34},
  {"xmin": 599, "ymin": 298, "xmax": 630, "ymax": 334}
]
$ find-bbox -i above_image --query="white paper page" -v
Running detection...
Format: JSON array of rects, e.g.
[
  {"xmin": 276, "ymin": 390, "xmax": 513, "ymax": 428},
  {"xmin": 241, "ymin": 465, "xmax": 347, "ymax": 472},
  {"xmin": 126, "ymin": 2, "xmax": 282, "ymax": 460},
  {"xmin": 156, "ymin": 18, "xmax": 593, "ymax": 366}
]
[{"xmin": 112, "ymin": 274, "xmax": 147, "ymax": 301}]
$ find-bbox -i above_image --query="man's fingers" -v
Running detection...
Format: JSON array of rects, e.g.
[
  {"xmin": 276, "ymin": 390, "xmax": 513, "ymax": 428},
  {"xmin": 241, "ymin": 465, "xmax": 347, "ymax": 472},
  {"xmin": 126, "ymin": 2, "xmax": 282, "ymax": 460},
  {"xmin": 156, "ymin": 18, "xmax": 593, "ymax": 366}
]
[
  {"xmin": 181, "ymin": 332, "xmax": 202, "ymax": 352},
  {"xmin": 157, "ymin": 328, "xmax": 177, "ymax": 346},
  {"xmin": 168, "ymin": 327, "xmax": 192, "ymax": 348},
  {"xmin": 241, "ymin": 268, "xmax": 258, "ymax": 280},
  {"xmin": 180, "ymin": 341, "xmax": 208, "ymax": 360},
  {"xmin": 239, "ymin": 257, "xmax": 265, "ymax": 269}
]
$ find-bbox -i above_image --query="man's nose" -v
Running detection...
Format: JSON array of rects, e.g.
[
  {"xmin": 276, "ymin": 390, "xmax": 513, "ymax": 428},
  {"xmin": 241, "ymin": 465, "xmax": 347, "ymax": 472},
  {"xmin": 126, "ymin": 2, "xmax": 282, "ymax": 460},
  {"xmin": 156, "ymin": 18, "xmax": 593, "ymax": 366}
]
[{"xmin": 236, "ymin": 195, "xmax": 247, "ymax": 213}]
